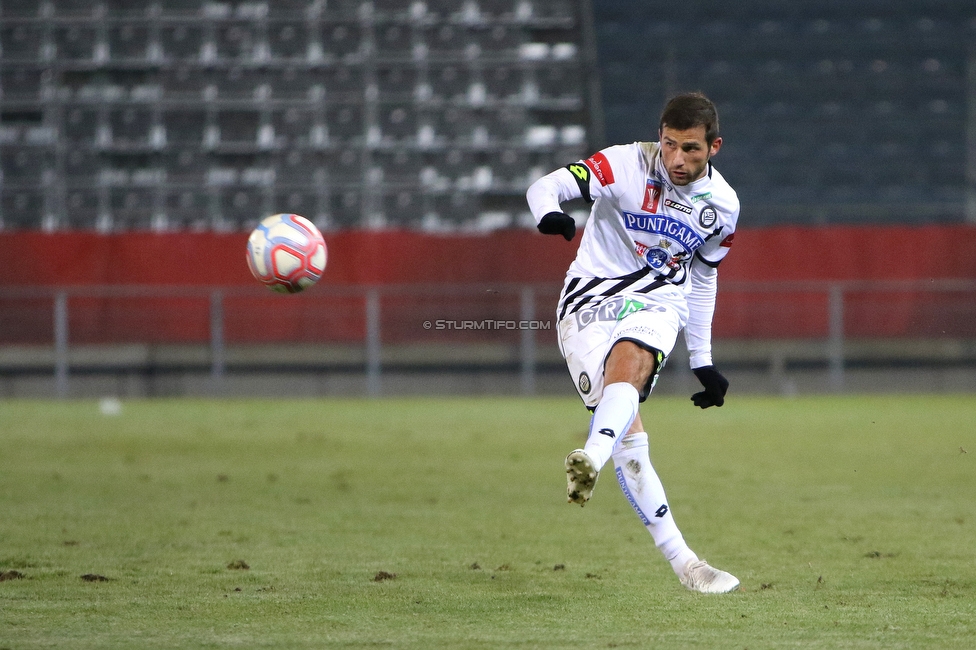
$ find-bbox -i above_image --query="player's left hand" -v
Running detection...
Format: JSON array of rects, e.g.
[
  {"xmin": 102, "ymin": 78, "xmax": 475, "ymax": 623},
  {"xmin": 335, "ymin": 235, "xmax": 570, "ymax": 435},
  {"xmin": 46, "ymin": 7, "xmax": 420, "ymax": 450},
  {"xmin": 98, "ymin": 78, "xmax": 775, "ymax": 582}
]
[{"xmin": 691, "ymin": 365, "xmax": 729, "ymax": 408}]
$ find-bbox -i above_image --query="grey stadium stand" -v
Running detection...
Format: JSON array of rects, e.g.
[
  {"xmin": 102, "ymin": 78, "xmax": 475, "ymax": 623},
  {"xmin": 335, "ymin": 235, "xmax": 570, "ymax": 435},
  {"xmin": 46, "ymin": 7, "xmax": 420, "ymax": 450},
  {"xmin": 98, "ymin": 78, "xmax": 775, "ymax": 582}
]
[
  {"xmin": 0, "ymin": 0, "xmax": 596, "ymax": 232},
  {"xmin": 6, "ymin": 0, "xmax": 969, "ymax": 230}
]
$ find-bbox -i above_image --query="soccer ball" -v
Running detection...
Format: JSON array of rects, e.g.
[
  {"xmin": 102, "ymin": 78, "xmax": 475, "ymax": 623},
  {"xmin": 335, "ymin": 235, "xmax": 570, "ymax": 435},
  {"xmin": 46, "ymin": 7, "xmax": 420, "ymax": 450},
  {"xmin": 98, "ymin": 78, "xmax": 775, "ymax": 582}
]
[{"xmin": 246, "ymin": 214, "xmax": 327, "ymax": 293}]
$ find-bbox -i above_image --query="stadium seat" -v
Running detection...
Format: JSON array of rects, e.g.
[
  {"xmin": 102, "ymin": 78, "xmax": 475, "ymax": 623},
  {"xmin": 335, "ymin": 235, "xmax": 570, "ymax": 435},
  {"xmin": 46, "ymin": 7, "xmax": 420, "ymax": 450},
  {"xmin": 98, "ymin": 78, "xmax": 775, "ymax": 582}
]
[
  {"xmin": 535, "ymin": 0, "xmax": 574, "ymax": 20},
  {"xmin": 310, "ymin": 65, "xmax": 366, "ymax": 98},
  {"xmin": 160, "ymin": 109, "xmax": 209, "ymax": 146},
  {"xmin": 213, "ymin": 110, "xmax": 262, "ymax": 145},
  {"xmin": 218, "ymin": 187, "xmax": 271, "ymax": 226},
  {"xmin": 0, "ymin": 69, "xmax": 45, "ymax": 103},
  {"xmin": 482, "ymin": 65, "xmax": 522, "ymax": 103},
  {"xmin": 470, "ymin": 24, "xmax": 522, "ymax": 58},
  {"xmin": 62, "ymin": 149, "xmax": 102, "ymax": 182},
  {"xmin": 270, "ymin": 108, "xmax": 319, "ymax": 147},
  {"xmin": 377, "ymin": 104, "xmax": 419, "ymax": 144},
  {"xmin": 423, "ymin": 24, "xmax": 469, "ymax": 59},
  {"xmin": 1, "ymin": 189, "xmax": 46, "ymax": 229},
  {"xmin": 484, "ymin": 0, "xmax": 522, "ymax": 20},
  {"xmin": 0, "ymin": 146, "xmax": 54, "ymax": 184},
  {"xmin": 262, "ymin": 0, "xmax": 314, "ymax": 18},
  {"xmin": 328, "ymin": 189, "xmax": 365, "ymax": 228},
  {"xmin": 162, "ymin": 150, "xmax": 210, "ymax": 184},
  {"xmin": 491, "ymin": 148, "xmax": 531, "ymax": 190},
  {"xmin": 160, "ymin": 189, "xmax": 209, "ymax": 229},
  {"xmin": 323, "ymin": 148, "xmax": 364, "ymax": 181},
  {"xmin": 273, "ymin": 188, "xmax": 323, "ymax": 222},
  {"xmin": 50, "ymin": 0, "xmax": 100, "ymax": 17},
  {"xmin": 376, "ymin": 65, "xmax": 420, "ymax": 102},
  {"xmin": 211, "ymin": 67, "xmax": 257, "ymax": 100},
  {"xmin": 0, "ymin": 24, "xmax": 46, "ymax": 62},
  {"xmin": 423, "ymin": 192, "xmax": 473, "ymax": 228},
  {"xmin": 373, "ymin": 150, "xmax": 422, "ymax": 184},
  {"xmin": 267, "ymin": 21, "xmax": 311, "ymax": 60},
  {"xmin": 375, "ymin": 23, "xmax": 414, "ymax": 58},
  {"xmin": 159, "ymin": 24, "xmax": 206, "ymax": 61},
  {"xmin": 107, "ymin": 24, "xmax": 151, "ymax": 61},
  {"xmin": 109, "ymin": 188, "xmax": 157, "ymax": 230},
  {"xmin": 278, "ymin": 150, "xmax": 325, "ymax": 185},
  {"xmin": 214, "ymin": 21, "xmax": 264, "ymax": 62},
  {"xmin": 53, "ymin": 25, "xmax": 100, "ymax": 61},
  {"xmin": 107, "ymin": 108, "xmax": 157, "ymax": 148},
  {"xmin": 159, "ymin": 67, "xmax": 210, "ymax": 100},
  {"xmin": 535, "ymin": 62, "xmax": 583, "ymax": 102},
  {"xmin": 424, "ymin": 0, "xmax": 466, "ymax": 21},
  {"xmin": 381, "ymin": 189, "xmax": 425, "ymax": 226},
  {"xmin": 427, "ymin": 65, "xmax": 472, "ymax": 103},
  {"xmin": 324, "ymin": 105, "xmax": 364, "ymax": 144},
  {"xmin": 319, "ymin": 21, "xmax": 363, "ymax": 58},
  {"xmin": 61, "ymin": 189, "xmax": 102, "ymax": 229}
]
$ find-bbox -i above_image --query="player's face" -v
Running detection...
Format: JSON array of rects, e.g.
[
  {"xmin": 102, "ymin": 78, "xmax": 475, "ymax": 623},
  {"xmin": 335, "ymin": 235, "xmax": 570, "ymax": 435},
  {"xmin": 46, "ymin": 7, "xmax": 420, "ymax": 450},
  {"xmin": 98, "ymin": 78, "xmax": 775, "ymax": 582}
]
[{"xmin": 659, "ymin": 125, "xmax": 722, "ymax": 186}]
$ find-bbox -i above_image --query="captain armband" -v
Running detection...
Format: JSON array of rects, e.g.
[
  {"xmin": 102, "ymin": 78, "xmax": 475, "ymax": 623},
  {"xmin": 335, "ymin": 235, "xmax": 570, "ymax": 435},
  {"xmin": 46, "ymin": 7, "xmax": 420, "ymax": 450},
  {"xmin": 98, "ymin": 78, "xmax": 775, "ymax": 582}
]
[{"xmin": 565, "ymin": 163, "xmax": 593, "ymax": 203}]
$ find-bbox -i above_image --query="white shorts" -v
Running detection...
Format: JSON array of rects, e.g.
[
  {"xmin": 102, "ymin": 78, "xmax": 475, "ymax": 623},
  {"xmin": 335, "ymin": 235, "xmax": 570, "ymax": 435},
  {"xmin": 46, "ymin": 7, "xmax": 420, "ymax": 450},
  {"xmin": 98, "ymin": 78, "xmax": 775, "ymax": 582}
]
[{"xmin": 557, "ymin": 291, "xmax": 685, "ymax": 409}]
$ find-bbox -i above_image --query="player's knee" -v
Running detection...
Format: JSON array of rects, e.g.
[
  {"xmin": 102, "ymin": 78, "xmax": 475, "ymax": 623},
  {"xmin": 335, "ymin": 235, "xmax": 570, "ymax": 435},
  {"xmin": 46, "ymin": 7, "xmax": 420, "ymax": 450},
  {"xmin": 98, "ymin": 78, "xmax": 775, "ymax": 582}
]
[{"xmin": 605, "ymin": 340, "xmax": 660, "ymax": 388}]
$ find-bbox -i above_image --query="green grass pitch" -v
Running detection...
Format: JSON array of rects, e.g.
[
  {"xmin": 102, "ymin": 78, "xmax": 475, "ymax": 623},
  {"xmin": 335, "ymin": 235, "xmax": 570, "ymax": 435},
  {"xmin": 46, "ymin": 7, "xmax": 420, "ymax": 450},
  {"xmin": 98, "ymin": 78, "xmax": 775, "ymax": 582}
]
[{"xmin": 1, "ymin": 395, "xmax": 974, "ymax": 648}]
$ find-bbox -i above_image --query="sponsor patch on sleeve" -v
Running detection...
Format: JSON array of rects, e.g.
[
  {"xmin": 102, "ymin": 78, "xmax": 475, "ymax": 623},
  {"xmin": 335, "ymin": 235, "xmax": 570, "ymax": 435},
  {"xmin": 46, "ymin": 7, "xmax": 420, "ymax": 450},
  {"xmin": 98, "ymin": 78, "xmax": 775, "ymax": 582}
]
[
  {"xmin": 565, "ymin": 162, "xmax": 592, "ymax": 203},
  {"xmin": 584, "ymin": 151, "xmax": 615, "ymax": 186}
]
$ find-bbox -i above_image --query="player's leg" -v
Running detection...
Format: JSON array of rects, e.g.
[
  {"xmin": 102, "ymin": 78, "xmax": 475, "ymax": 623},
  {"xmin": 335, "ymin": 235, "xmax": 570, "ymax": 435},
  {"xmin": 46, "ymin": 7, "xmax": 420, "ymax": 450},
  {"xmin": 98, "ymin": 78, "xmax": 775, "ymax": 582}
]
[
  {"xmin": 565, "ymin": 341, "xmax": 654, "ymax": 505},
  {"xmin": 612, "ymin": 411, "xmax": 739, "ymax": 593},
  {"xmin": 611, "ymin": 414, "xmax": 697, "ymax": 572},
  {"xmin": 578, "ymin": 340, "xmax": 655, "ymax": 469}
]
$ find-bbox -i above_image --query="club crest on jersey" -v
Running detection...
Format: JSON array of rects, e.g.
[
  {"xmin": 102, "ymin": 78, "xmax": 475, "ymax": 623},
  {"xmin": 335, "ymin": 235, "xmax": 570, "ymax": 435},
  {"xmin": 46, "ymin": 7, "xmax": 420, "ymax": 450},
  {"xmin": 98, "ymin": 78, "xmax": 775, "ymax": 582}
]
[
  {"xmin": 645, "ymin": 247, "xmax": 671, "ymax": 271},
  {"xmin": 699, "ymin": 206, "xmax": 717, "ymax": 228},
  {"xmin": 642, "ymin": 179, "xmax": 662, "ymax": 213}
]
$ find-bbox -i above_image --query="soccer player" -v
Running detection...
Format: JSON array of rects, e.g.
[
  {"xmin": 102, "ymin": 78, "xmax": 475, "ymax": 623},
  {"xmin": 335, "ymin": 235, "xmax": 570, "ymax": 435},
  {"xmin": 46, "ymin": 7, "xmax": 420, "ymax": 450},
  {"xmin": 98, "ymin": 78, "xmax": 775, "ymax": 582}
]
[{"xmin": 525, "ymin": 92, "xmax": 740, "ymax": 593}]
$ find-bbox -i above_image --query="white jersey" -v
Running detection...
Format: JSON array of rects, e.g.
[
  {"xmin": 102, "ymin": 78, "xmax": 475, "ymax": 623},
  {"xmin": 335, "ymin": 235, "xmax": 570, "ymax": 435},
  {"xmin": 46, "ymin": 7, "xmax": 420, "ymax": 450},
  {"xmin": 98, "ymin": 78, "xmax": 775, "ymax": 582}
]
[{"xmin": 526, "ymin": 142, "xmax": 739, "ymax": 368}]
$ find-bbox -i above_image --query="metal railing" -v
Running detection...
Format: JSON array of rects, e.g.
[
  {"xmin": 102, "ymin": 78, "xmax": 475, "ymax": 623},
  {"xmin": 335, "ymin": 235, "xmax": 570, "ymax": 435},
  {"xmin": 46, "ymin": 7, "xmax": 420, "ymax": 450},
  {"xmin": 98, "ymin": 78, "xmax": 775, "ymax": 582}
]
[{"xmin": 2, "ymin": 279, "xmax": 975, "ymax": 398}]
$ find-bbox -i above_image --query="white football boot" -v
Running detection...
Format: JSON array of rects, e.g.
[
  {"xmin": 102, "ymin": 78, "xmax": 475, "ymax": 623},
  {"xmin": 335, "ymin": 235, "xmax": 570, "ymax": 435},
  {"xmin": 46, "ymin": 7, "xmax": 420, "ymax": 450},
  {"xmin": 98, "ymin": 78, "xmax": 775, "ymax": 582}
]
[
  {"xmin": 680, "ymin": 559, "xmax": 740, "ymax": 594},
  {"xmin": 565, "ymin": 449, "xmax": 598, "ymax": 506}
]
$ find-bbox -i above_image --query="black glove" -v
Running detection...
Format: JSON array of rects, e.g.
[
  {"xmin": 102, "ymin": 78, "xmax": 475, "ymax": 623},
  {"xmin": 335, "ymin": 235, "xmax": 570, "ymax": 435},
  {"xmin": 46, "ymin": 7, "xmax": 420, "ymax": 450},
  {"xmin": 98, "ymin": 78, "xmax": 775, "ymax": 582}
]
[
  {"xmin": 691, "ymin": 365, "xmax": 729, "ymax": 409},
  {"xmin": 537, "ymin": 211, "xmax": 576, "ymax": 241}
]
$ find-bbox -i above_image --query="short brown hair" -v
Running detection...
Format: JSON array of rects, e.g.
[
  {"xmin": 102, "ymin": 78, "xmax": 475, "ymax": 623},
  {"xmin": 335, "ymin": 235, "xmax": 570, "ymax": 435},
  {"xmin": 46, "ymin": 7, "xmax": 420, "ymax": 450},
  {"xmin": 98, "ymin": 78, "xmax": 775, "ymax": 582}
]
[{"xmin": 659, "ymin": 92, "xmax": 720, "ymax": 145}]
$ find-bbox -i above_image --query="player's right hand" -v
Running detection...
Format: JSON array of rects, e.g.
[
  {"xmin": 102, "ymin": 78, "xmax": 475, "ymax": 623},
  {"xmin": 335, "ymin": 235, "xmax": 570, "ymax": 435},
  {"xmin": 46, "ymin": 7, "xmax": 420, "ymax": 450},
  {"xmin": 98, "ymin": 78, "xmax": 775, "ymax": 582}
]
[{"xmin": 537, "ymin": 211, "xmax": 576, "ymax": 241}]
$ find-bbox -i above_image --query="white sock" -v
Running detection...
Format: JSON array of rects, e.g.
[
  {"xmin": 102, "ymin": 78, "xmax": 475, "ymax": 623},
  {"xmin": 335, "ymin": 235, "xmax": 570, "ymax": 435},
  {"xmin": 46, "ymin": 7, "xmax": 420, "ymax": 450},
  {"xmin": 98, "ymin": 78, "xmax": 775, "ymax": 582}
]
[
  {"xmin": 612, "ymin": 431, "xmax": 699, "ymax": 577},
  {"xmin": 582, "ymin": 382, "xmax": 639, "ymax": 470}
]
